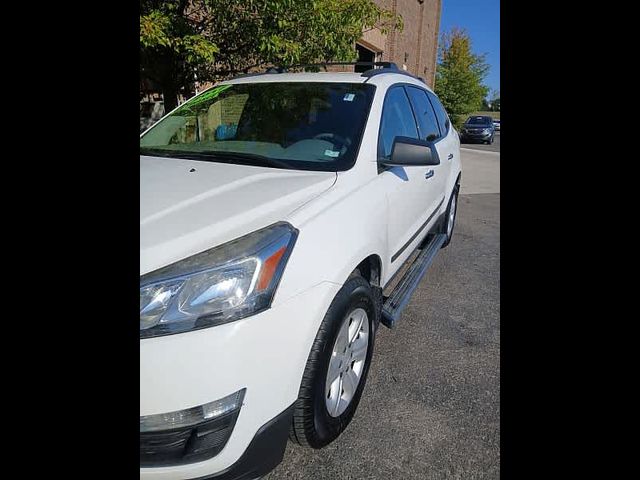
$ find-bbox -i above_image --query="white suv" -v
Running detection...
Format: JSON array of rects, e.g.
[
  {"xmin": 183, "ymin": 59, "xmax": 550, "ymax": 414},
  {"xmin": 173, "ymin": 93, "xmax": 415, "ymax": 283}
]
[{"xmin": 140, "ymin": 63, "xmax": 461, "ymax": 480}]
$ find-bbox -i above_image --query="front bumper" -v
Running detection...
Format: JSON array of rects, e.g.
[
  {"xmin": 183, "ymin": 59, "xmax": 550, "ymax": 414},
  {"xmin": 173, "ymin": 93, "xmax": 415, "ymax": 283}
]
[
  {"xmin": 140, "ymin": 281, "xmax": 341, "ymax": 480},
  {"xmin": 461, "ymin": 131, "xmax": 492, "ymax": 141},
  {"xmin": 190, "ymin": 403, "xmax": 295, "ymax": 480}
]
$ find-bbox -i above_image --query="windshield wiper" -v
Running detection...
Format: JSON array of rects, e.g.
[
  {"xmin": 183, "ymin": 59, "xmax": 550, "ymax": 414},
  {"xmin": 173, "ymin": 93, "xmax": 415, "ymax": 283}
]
[
  {"xmin": 140, "ymin": 148, "xmax": 293, "ymax": 169},
  {"xmin": 197, "ymin": 151, "xmax": 293, "ymax": 169},
  {"xmin": 140, "ymin": 148, "xmax": 212, "ymax": 161}
]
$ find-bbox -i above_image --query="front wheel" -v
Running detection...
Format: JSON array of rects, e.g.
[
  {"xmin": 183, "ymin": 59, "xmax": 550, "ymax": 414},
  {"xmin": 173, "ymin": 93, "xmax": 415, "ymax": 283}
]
[{"xmin": 290, "ymin": 275, "xmax": 376, "ymax": 448}]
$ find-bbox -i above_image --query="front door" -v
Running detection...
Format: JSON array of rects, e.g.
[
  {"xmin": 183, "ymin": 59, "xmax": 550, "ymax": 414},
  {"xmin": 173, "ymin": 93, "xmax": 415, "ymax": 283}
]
[
  {"xmin": 405, "ymin": 85, "xmax": 448, "ymax": 223},
  {"xmin": 378, "ymin": 85, "xmax": 443, "ymax": 270}
]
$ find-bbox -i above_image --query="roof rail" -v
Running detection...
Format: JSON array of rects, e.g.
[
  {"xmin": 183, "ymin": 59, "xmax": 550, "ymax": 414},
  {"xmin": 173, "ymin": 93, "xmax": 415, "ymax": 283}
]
[
  {"xmin": 230, "ymin": 62, "xmax": 395, "ymax": 80},
  {"xmin": 228, "ymin": 61, "xmax": 425, "ymax": 84},
  {"xmin": 275, "ymin": 61, "xmax": 397, "ymax": 71},
  {"xmin": 231, "ymin": 66, "xmax": 287, "ymax": 79},
  {"xmin": 230, "ymin": 71, "xmax": 268, "ymax": 80},
  {"xmin": 361, "ymin": 66, "xmax": 426, "ymax": 84}
]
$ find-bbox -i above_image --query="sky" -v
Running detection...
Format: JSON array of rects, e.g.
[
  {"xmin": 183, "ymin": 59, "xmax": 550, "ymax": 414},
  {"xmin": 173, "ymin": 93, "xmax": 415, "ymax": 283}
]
[{"xmin": 439, "ymin": 0, "xmax": 500, "ymax": 97}]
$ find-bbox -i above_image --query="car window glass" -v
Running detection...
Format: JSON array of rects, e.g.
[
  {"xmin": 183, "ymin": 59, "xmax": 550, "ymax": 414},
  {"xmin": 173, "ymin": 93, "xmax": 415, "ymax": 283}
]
[
  {"xmin": 426, "ymin": 91, "xmax": 450, "ymax": 135},
  {"xmin": 140, "ymin": 83, "xmax": 376, "ymax": 172},
  {"xmin": 378, "ymin": 87, "xmax": 419, "ymax": 159},
  {"xmin": 406, "ymin": 87, "xmax": 441, "ymax": 142},
  {"xmin": 466, "ymin": 116, "xmax": 492, "ymax": 125}
]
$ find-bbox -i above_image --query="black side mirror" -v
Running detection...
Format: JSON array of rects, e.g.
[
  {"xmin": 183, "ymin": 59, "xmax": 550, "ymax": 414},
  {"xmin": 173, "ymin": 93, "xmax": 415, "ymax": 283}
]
[{"xmin": 382, "ymin": 136, "xmax": 440, "ymax": 167}]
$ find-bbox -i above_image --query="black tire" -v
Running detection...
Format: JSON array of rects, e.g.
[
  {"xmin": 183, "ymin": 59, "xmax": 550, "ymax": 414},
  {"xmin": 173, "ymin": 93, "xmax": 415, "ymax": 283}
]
[
  {"xmin": 441, "ymin": 184, "xmax": 459, "ymax": 248},
  {"xmin": 290, "ymin": 275, "xmax": 377, "ymax": 448}
]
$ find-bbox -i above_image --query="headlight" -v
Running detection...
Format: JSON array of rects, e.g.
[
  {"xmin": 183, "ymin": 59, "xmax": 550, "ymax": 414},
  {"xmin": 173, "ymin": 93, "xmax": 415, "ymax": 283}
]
[
  {"xmin": 140, "ymin": 222, "xmax": 298, "ymax": 338},
  {"xmin": 483, "ymin": 128, "xmax": 491, "ymax": 134}
]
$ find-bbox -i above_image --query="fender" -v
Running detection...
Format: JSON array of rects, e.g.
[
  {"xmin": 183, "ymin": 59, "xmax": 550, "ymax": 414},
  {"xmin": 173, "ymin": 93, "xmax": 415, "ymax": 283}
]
[{"xmin": 276, "ymin": 170, "xmax": 388, "ymax": 304}]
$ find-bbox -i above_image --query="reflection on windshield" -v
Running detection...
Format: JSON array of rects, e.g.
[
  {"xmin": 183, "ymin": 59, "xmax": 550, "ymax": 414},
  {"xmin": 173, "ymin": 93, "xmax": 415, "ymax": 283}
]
[
  {"xmin": 140, "ymin": 82, "xmax": 376, "ymax": 172},
  {"xmin": 466, "ymin": 117, "xmax": 492, "ymax": 125}
]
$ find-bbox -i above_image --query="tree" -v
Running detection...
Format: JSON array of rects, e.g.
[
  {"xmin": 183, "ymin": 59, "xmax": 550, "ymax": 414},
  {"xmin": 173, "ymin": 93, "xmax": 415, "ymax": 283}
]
[
  {"xmin": 434, "ymin": 28, "xmax": 489, "ymax": 126},
  {"xmin": 140, "ymin": 0, "xmax": 402, "ymax": 112},
  {"xmin": 140, "ymin": 1, "xmax": 219, "ymax": 112},
  {"xmin": 489, "ymin": 90, "xmax": 500, "ymax": 112},
  {"xmin": 487, "ymin": 88, "xmax": 500, "ymax": 111}
]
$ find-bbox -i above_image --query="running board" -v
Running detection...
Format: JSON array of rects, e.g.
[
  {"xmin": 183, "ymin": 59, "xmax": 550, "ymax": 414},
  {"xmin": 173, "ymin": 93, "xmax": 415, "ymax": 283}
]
[{"xmin": 381, "ymin": 233, "xmax": 446, "ymax": 328}]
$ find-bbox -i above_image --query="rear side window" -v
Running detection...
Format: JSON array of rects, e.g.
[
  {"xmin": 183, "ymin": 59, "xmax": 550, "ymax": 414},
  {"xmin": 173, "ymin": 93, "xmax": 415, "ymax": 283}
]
[
  {"xmin": 426, "ymin": 91, "xmax": 450, "ymax": 136},
  {"xmin": 378, "ymin": 87, "xmax": 419, "ymax": 159},
  {"xmin": 406, "ymin": 87, "xmax": 441, "ymax": 142}
]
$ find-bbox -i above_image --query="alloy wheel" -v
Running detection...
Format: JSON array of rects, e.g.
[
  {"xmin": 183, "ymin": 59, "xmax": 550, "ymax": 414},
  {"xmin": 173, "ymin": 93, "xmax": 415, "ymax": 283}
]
[{"xmin": 325, "ymin": 308, "xmax": 369, "ymax": 417}]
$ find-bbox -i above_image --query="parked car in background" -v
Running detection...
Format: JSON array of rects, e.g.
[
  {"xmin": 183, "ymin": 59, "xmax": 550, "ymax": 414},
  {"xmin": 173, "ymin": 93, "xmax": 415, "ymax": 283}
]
[
  {"xmin": 139, "ymin": 63, "xmax": 461, "ymax": 480},
  {"xmin": 493, "ymin": 119, "xmax": 500, "ymax": 131},
  {"xmin": 140, "ymin": 101, "xmax": 165, "ymax": 133},
  {"xmin": 460, "ymin": 115, "xmax": 495, "ymax": 144}
]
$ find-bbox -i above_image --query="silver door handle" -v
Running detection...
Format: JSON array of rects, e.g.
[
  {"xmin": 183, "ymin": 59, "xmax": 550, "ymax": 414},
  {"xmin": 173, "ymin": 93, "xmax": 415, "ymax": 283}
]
[
  {"xmin": 425, "ymin": 169, "xmax": 434, "ymax": 180},
  {"xmin": 448, "ymin": 153, "xmax": 454, "ymax": 160}
]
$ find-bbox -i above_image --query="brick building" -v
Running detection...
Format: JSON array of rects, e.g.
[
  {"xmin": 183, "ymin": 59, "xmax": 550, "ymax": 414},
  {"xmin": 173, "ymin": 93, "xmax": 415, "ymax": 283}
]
[{"xmin": 356, "ymin": 0, "xmax": 442, "ymax": 88}]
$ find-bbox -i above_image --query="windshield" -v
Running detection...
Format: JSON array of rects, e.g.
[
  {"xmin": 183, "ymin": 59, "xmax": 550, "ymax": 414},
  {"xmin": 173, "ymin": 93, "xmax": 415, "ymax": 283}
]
[
  {"xmin": 140, "ymin": 82, "xmax": 376, "ymax": 172},
  {"xmin": 466, "ymin": 116, "xmax": 493, "ymax": 125}
]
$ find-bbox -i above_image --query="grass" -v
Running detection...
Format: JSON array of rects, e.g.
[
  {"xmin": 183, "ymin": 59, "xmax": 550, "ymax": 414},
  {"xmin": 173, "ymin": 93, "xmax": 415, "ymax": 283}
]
[{"xmin": 470, "ymin": 111, "xmax": 500, "ymax": 119}]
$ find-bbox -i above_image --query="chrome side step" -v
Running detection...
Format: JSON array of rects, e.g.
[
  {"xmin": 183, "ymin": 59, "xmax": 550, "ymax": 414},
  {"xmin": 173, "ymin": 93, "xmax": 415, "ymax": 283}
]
[{"xmin": 381, "ymin": 233, "xmax": 446, "ymax": 328}]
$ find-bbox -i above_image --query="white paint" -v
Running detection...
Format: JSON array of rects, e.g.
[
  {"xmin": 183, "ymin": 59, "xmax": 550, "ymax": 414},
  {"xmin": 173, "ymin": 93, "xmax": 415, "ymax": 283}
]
[
  {"xmin": 140, "ymin": 71, "xmax": 461, "ymax": 479},
  {"xmin": 140, "ymin": 158, "xmax": 336, "ymax": 275}
]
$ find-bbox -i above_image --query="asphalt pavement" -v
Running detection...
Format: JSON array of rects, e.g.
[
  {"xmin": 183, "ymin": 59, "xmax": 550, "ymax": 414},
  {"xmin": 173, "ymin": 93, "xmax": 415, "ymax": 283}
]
[{"xmin": 266, "ymin": 147, "xmax": 500, "ymax": 479}]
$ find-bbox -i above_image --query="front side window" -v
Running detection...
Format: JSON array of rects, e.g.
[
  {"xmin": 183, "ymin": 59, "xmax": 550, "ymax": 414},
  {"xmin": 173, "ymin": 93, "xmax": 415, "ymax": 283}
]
[
  {"xmin": 140, "ymin": 82, "xmax": 376, "ymax": 172},
  {"xmin": 378, "ymin": 87, "xmax": 419, "ymax": 160}
]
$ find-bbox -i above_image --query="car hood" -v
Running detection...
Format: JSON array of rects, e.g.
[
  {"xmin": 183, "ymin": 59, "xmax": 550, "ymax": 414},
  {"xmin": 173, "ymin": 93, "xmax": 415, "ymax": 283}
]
[
  {"xmin": 463, "ymin": 125, "xmax": 493, "ymax": 129},
  {"xmin": 140, "ymin": 155, "xmax": 336, "ymax": 275}
]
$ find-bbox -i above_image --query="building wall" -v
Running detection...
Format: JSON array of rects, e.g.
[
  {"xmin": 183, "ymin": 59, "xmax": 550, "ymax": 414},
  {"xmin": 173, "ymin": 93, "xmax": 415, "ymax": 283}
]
[{"xmin": 367, "ymin": 0, "xmax": 441, "ymax": 88}]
